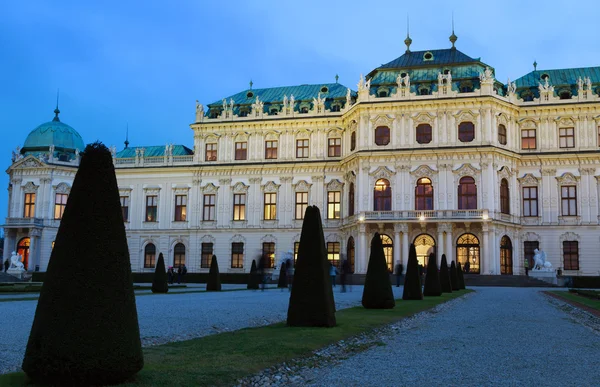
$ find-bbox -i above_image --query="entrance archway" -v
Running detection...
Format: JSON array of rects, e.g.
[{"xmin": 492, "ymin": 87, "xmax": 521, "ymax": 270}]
[
  {"xmin": 413, "ymin": 234, "xmax": 435, "ymax": 267},
  {"xmin": 500, "ymin": 235, "xmax": 513, "ymax": 275},
  {"xmin": 456, "ymin": 233, "xmax": 480, "ymax": 274},
  {"xmin": 17, "ymin": 237, "xmax": 30, "ymax": 271},
  {"xmin": 380, "ymin": 234, "xmax": 393, "ymax": 272},
  {"xmin": 346, "ymin": 236, "xmax": 355, "ymax": 274}
]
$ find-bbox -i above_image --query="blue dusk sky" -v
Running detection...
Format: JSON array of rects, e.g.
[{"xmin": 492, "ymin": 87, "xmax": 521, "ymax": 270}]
[{"xmin": 1, "ymin": 0, "xmax": 600, "ymax": 230}]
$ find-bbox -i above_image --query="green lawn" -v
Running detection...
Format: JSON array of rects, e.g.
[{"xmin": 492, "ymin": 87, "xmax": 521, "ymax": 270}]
[
  {"xmin": 549, "ymin": 291, "xmax": 600, "ymax": 311},
  {"xmin": 1, "ymin": 290, "xmax": 471, "ymax": 386}
]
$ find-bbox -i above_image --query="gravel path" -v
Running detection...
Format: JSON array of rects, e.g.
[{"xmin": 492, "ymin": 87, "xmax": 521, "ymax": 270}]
[
  {"xmin": 0, "ymin": 285, "xmax": 402, "ymax": 375},
  {"xmin": 301, "ymin": 287, "xmax": 600, "ymax": 387}
]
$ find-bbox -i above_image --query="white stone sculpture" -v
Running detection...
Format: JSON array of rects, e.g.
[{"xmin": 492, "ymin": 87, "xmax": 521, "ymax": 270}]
[
  {"xmin": 195, "ymin": 100, "xmax": 204, "ymax": 121},
  {"xmin": 11, "ymin": 146, "xmax": 23, "ymax": 163},
  {"xmin": 10, "ymin": 251, "xmax": 24, "ymax": 271},
  {"xmin": 577, "ymin": 77, "xmax": 584, "ymax": 90},
  {"xmin": 532, "ymin": 248, "xmax": 553, "ymax": 271},
  {"xmin": 585, "ymin": 76, "xmax": 592, "ymax": 91},
  {"xmin": 346, "ymin": 88, "xmax": 351, "ymax": 106},
  {"xmin": 507, "ymin": 78, "xmax": 517, "ymax": 96},
  {"xmin": 357, "ymin": 74, "xmax": 365, "ymax": 91},
  {"xmin": 479, "ymin": 67, "xmax": 494, "ymax": 83}
]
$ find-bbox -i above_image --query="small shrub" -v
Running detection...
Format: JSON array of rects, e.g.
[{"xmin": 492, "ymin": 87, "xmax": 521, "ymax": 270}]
[
  {"xmin": 151, "ymin": 253, "xmax": 168, "ymax": 293},
  {"xmin": 206, "ymin": 255, "xmax": 221, "ymax": 291}
]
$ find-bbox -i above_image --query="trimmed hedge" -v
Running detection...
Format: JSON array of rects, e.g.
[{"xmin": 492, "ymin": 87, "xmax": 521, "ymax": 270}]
[
  {"xmin": 440, "ymin": 254, "xmax": 452, "ymax": 293},
  {"xmin": 457, "ymin": 262, "xmax": 466, "ymax": 290},
  {"xmin": 247, "ymin": 260, "xmax": 260, "ymax": 289},
  {"xmin": 423, "ymin": 253, "xmax": 441, "ymax": 297},
  {"xmin": 278, "ymin": 262, "xmax": 288, "ymax": 288},
  {"xmin": 362, "ymin": 232, "xmax": 395, "ymax": 309},
  {"xmin": 402, "ymin": 243, "xmax": 423, "ymax": 300},
  {"xmin": 206, "ymin": 255, "xmax": 221, "ymax": 291},
  {"xmin": 151, "ymin": 253, "xmax": 168, "ymax": 293},
  {"xmin": 22, "ymin": 143, "xmax": 143, "ymax": 385},
  {"xmin": 287, "ymin": 205, "xmax": 336, "ymax": 327},
  {"xmin": 450, "ymin": 261, "xmax": 460, "ymax": 291}
]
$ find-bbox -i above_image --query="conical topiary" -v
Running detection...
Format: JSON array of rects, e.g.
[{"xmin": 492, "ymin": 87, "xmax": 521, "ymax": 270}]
[
  {"xmin": 152, "ymin": 253, "xmax": 168, "ymax": 293},
  {"xmin": 402, "ymin": 243, "xmax": 423, "ymax": 300},
  {"xmin": 457, "ymin": 262, "xmax": 466, "ymax": 290},
  {"xmin": 440, "ymin": 254, "xmax": 452, "ymax": 293},
  {"xmin": 362, "ymin": 233, "xmax": 395, "ymax": 309},
  {"xmin": 287, "ymin": 205, "xmax": 336, "ymax": 327},
  {"xmin": 423, "ymin": 253, "xmax": 442, "ymax": 296},
  {"xmin": 207, "ymin": 255, "xmax": 221, "ymax": 291},
  {"xmin": 22, "ymin": 143, "xmax": 143, "ymax": 385},
  {"xmin": 278, "ymin": 261, "xmax": 288, "ymax": 288},
  {"xmin": 450, "ymin": 261, "xmax": 460, "ymax": 291},
  {"xmin": 247, "ymin": 259, "xmax": 259, "ymax": 289}
]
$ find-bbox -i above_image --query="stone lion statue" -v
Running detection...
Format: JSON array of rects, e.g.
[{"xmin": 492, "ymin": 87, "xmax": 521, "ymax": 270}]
[
  {"xmin": 10, "ymin": 251, "xmax": 24, "ymax": 271},
  {"xmin": 533, "ymin": 248, "xmax": 552, "ymax": 271}
]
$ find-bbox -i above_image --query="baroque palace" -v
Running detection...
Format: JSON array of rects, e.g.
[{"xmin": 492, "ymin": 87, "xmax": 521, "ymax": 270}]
[{"xmin": 4, "ymin": 34, "xmax": 600, "ymax": 278}]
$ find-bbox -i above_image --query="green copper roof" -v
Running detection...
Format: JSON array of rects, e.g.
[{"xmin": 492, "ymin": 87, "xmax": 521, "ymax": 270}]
[
  {"xmin": 370, "ymin": 65, "xmax": 487, "ymax": 84},
  {"xmin": 513, "ymin": 67, "xmax": 600, "ymax": 89},
  {"xmin": 115, "ymin": 145, "xmax": 193, "ymax": 158},
  {"xmin": 376, "ymin": 48, "xmax": 480, "ymax": 70},
  {"xmin": 22, "ymin": 109, "xmax": 85, "ymax": 153}
]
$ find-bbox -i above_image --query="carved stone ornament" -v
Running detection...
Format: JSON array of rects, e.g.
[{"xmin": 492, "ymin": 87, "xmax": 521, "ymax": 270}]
[
  {"xmin": 410, "ymin": 165, "xmax": 437, "ymax": 179},
  {"xmin": 452, "ymin": 110, "xmax": 478, "ymax": 121},
  {"xmin": 262, "ymin": 181, "xmax": 280, "ymax": 193},
  {"xmin": 54, "ymin": 182, "xmax": 71, "ymax": 194},
  {"xmin": 261, "ymin": 234, "xmax": 276, "ymax": 243},
  {"xmin": 519, "ymin": 119, "xmax": 537, "ymax": 129},
  {"xmin": 517, "ymin": 173, "xmax": 540, "ymax": 186},
  {"xmin": 219, "ymin": 178, "xmax": 232, "ymax": 185},
  {"xmin": 412, "ymin": 112, "xmax": 435, "ymax": 124},
  {"xmin": 326, "ymin": 179, "xmax": 344, "ymax": 191},
  {"xmin": 265, "ymin": 132, "xmax": 279, "ymax": 141},
  {"xmin": 201, "ymin": 234, "xmax": 216, "ymax": 244},
  {"xmin": 205, "ymin": 135, "xmax": 218, "ymax": 143},
  {"xmin": 522, "ymin": 232, "xmax": 541, "ymax": 242},
  {"xmin": 370, "ymin": 114, "xmax": 393, "ymax": 126},
  {"xmin": 173, "ymin": 186, "xmax": 190, "ymax": 194},
  {"xmin": 143, "ymin": 187, "xmax": 160, "ymax": 196},
  {"xmin": 293, "ymin": 180, "xmax": 312, "ymax": 192},
  {"xmin": 22, "ymin": 181, "xmax": 38, "ymax": 193},
  {"xmin": 369, "ymin": 166, "xmax": 395, "ymax": 180},
  {"xmin": 19, "ymin": 157, "xmax": 45, "ymax": 168},
  {"xmin": 555, "ymin": 172, "xmax": 580, "ymax": 186},
  {"xmin": 231, "ymin": 182, "xmax": 249, "ymax": 193},
  {"xmin": 497, "ymin": 166, "xmax": 513, "ymax": 181},
  {"xmin": 556, "ymin": 117, "xmax": 575, "ymax": 127},
  {"xmin": 235, "ymin": 133, "xmax": 249, "ymax": 142},
  {"xmin": 559, "ymin": 232, "xmax": 580, "ymax": 243},
  {"xmin": 230, "ymin": 234, "xmax": 245, "ymax": 243},
  {"xmin": 453, "ymin": 163, "xmax": 480, "ymax": 178},
  {"xmin": 249, "ymin": 177, "xmax": 262, "ymax": 184},
  {"xmin": 348, "ymin": 120, "xmax": 358, "ymax": 131},
  {"xmin": 327, "ymin": 127, "xmax": 343, "ymax": 137},
  {"xmin": 201, "ymin": 183, "xmax": 219, "ymax": 194},
  {"xmin": 295, "ymin": 129, "xmax": 311, "ymax": 139},
  {"xmin": 325, "ymin": 233, "xmax": 339, "ymax": 243}
]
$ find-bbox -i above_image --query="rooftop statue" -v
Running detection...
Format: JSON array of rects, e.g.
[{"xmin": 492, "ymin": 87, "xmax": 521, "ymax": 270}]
[
  {"xmin": 195, "ymin": 100, "xmax": 204, "ymax": 121},
  {"xmin": 577, "ymin": 77, "xmax": 584, "ymax": 90}
]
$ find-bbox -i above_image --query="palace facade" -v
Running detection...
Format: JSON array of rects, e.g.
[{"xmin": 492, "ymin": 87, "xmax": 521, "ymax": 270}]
[{"xmin": 4, "ymin": 35, "xmax": 600, "ymax": 278}]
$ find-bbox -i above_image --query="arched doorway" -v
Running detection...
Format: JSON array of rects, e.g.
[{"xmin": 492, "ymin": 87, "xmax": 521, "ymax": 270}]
[
  {"xmin": 456, "ymin": 234, "xmax": 480, "ymax": 274},
  {"xmin": 17, "ymin": 237, "xmax": 30, "ymax": 271},
  {"xmin": 374, "ymin": 179, "xmax": 391, "ymax": 211},
  {"xmin": 173, "ymin": 243, "xmax": 186, "ymax": 268},
  {"xmin": 500, "ymin": 236, "xmax": 513, "ymax": 275},
  {"xmin": 380, "ymin": 234, "xmax": 393, "ymax": 272},
  {"xmin": 346, "ymin": 236, "xmax": 355, "ymax": 273},
  {"xmin": 413, "ymin": 234, "xmax": 435, "ymax": 267}
]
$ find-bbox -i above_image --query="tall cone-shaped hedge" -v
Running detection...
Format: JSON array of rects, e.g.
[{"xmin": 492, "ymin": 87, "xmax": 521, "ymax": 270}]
[
  {"xmin": 450, "ymin": 261, "xmax": 460, "ymax": 291},
  {"xmin": 287, "ymin": 206, "xmax": 336, "ymax": 327},
  {"xmin": 278, "ymin": 261, "xmax": 288, "ymax": 288},
  {"xmin": 362, "ymin": 233, "xmax": 395, "ymax": 309},
  {"xmin": 247, "ymin": 259, "xmax": 259, "ymax": 289},
  {"xmin": 22, "ymin": 143, "xmax": 143, "ymax": 385},
  {"xmin": 207, "ymin": 255, "xmax": 221, "ymax": 291},
  {"xmin": 402, "ymin": 243, "xmax": 423, "ymax": 300},
  {"xmin": 440, "ymin": 254, "xmax": 452, "ymax": 293},
  {"xmin": 457, "ymin": 262, "xmax": 466, "ymax": 290},
  {"xmin": 152, "ymin": 253, "xmax": 168, "ymax": 293},
  {"xmin": 423, "ymin": 253, "xmax": 442, "ymax": 296}
]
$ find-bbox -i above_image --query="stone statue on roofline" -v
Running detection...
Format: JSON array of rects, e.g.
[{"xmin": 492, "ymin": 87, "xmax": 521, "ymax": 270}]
[
  {"xmin": 346, "ymin": 88, "xmax": 351, "ymax": 107},
  {"xmin": 195, "ymin": 100, "xmax": 204, "ymax": 121},
  {"xmin": 357, "ymin": 74, "xmax": 365, "ymax": 91},
  {"xmin": 585, "ymin": 76, "xmax": 592, "ymax": 91},
  {"xmin": 11, "ymin": 146, "xmax": 23, "ymax": 163},
  {"xmin": 577, "ymin": 77, "xmax": 584, "ymax": 90}
]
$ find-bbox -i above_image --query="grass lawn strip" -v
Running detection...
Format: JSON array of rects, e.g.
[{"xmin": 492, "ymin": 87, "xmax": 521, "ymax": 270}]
[
  {"xmin": 0, "ymin": 289, "xmax": 471, "ymax": 386},
  {"xmin": 545, "ymin": 291, "xmax": 600, "ymax": 318}
]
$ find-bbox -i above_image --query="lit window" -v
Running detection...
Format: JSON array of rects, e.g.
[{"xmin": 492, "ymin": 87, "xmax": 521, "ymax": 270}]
[
  {"xmin": 23, "ymin": 193, "xmax": 35, "ymax": 218},
  {"xmin": 262, "ymin": 242, "xmax": 275, "ymax": 268},
  {"xmin": 144, "ymin": 243, "xmax": 156, "ymax": 268},
  {"xmin": 233, "ymin": 193, "xmax": 246, "ymax": 220},
  {"xmin": 521, "ymin": 129, "xmax": 536, "ymax": 150},
  {"xmin": 327, "ymin": 242, "xmax": 340, "ymax": 266},
  {"xmin": 173, "ymin": 243, "xmax": 185, "ymax": 268},
  {"xmin": 415, "ymin": 177, "xmax": 433, "ymax": 210},
  {"xmin": 264, "ymin": 193, "xmax": 277, "ymax": 220},
  {"xmin": 174, "ymin": 195, "xmax": 187, "ymax": 221},
  {"xmin": 295, "ymin": 192, "xmax": 308, "ymax": 219},
  {"xmin": 327, "ymin": 191, "xmax": 341, "ymax": 219},
  {"xmin": 54, "ymin": 193, "xmax": 68, "ymax": 219},
  {"xmin": 374, "ymin": 179, "xmax": 391, "ymax": 211},
  {"xmin": 231, "ymin": 242, "xmax": 244, "ymax": 268},
  {"xmin": 145, "ymin": 195, "xmax": 157, "ymax": 222}
]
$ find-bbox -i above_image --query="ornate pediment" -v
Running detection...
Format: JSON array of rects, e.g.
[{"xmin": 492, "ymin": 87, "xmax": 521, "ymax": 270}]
[
  {"xmin": 325, "ymin": 233, "xmax": 339, "ymax": 243},
  {"xmin": 262, "ymin": 181, "xmax": 280, "ymax": 193},
  {"xmin": 521, "ymin": 232, "xmax": 540, "ymax": 242},
  {"xmin": 517, "ymin": 173, "xmax": 540, "ymax": 186},
  {"xmin": 453, "ymin": 110, "xmax": 478, "ymax": 122},
  {"xmin": 54, "ymin": 182, "xmax": 71, "ymax": 194},
  {"xmin": 264, "ymin": 131, "xmax": 279, "ymax": 141},
  {"xmin": 519, "ymin": 119, "xmax": 538, "ymax": 129},
  {"xmin": 410, "ymin": 165, "xmax": 437, "ymax": 179},
  {"xmin": 559, "ymin": 232, "xmax": 580, "ymax": 242},
  {"xmin": 295, "ymin": 129, "xmax": 312, "ymax": 138},
  {"xmin": 205, "ymin": 135, "xmax": 218, "ymax": 143},
  {"xmin": 370, "ymin": 114, "xmax": 393, "ymax": 127},
  {"xmin": 497, "ymin": 166, "xmax": 513, "ymax": 181},
  {"xmin": 412, "ymin": 112, "xmax": 436, "ymax": 124},
  {"xmin": 173, "ymin": 185, "xmax": 190, "ymax": 194},
  {"xmin": 231, "ymin": 182, "xmax": 249, "ymax": 193},
  {"xmin": 555, "ymin": 172, "xmax": 580, "ymax": 186},
  {"xmin": 453, "ymin": 163, "xmax": 480, "ymax": 178},
  {"xmin": 201, "ymin": 183, "xmax": 219, "ymax": 194},
  {"xmin": 555, "ymin": 117, "xmax": 575, "ymax": 127},
  {"xmin": 230, "ymin": 234, "xmax": 245, "ymax": 243},
  {"xmin": 497, "ymin": 114, "xmax": 510, "ymax": 125},
  {"xmin": 13, "ymin": 156, "xmax": 45, "ymax": 169},
  {"xmin": 327, "ymin": 127, "xmax": 343, "ymax": 137},
  {"xmin": 293, "ymin": 179, "xmax": 312, "ymax": 192},
  {"xmin": 326, "ymin": 179, "xmax": 344, "ymax": 191},
  {"xmin": 143, "ymin": 186, "xmax": 161, "ymax": 196},
  {"xmin": 22, "ymin": 181, "xmax": 38, "ymax": 193},
  {"xmin": 369, "ymin": 166, "xmax": 395, "ymax": 180},
  {"xmin": 234, "ymin": 133, "xmax": 249, "ymax": 142},
  {"xmin": 261, "ymin": 234, "xmax": 276, "ymax": 243},
  {"xmin": 201, "ymin": 234, "xmax": 216, "ymax": 243}
]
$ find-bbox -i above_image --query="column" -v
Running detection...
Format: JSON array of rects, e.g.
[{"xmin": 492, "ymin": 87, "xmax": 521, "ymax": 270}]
[
  {"xmin": 512, "ymin": 232, "xmax": 520, "ymax": 275},
  {"xmin": 482, "ymin": 223, "xmax": 489, "ymax": 274},
  {"xmin": 393, "ymin": 224, "xmax": 401, "ymax": 269},
  {"xmin": 217, "ymin": 178, "xmax": 232, "ymax": 228},
  {"xmin": 2, "ymin": 232, "xmax": 11, "ymax": 263},
  {"xmin": 358, "ymin": 223, "xmax": 367, "ymax": 274},
  {"xmin": 437, "ymin": 225, "xmax": 445, "ymax": 267},
  {"xmin": 28, "ymin": 230, "xmax": 38, "ymax": 272},
  {"xmin": 401, "ymin": 225, "xmax": 409, "ymax": 272},
  {"xmin": 11, "ymin": 178, "xmax": 23, "ymax": 218},
  {"xmin": 445, "ymin": 225, "xmax": 454, "ymax": 265},
  {"xmin": 280, "ymin": 177, "xmax": 293, "ymax": 227}
]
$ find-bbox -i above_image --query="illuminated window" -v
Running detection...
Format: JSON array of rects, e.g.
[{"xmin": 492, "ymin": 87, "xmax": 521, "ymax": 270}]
[
  {"xmin": 264, "ymin": 193, "xmax": 277, "ymax": 220},
  {"xmin": 327, "ymin": 191, "xmax": 341, "ymax": 219},
  {"xmin": 233, "ymin": 193, "xmax": 246, "ymax": 220},
  {"xmin": 173, "ymin": 243, "xmax": 185, "ymax": 268},
  {"xmin": 415, "ymin": 177, "xmax": 433, "ymax": 210},
  {"xmin": 23, "ymin": 193, "xmax": 35, "ymax": 218},
  {"xmin": 374, "ymin": 179, "xmax": 391, "ymax": 211},
  {"xmin": 295, "ymin": 192, "xmax": 308, "ymax": 219},
  {"xmin": 174, "ymin": 195, "xmax": 187, "ymax": 221},
  {"xmin": 327, "ymin": 242, "xmax": 340, "ymax": 266},
  {"xmin": 294, "ymin": 242, "xmax": 300, "ymax": 264},
  {"xmin": 231, "ymin": 242, "xmax": 244, "ymax": 268},
  {"xmin": 201, "ymin": 243, "xmax": 213, "ymax": 268},
  {"xmin": 54, "ymin": 193, "xmax": 68, "ymax": 219},
  {"xmin": 144, "ymin": 243, "xmax": 156, "ymax": 268},
  {"xmin": 145, "ymin": 195, "xmax": 157, "ymax": 222},
  {"xmin": 262, "ymin": 242, "xmax": 275, "ymax": 268}
]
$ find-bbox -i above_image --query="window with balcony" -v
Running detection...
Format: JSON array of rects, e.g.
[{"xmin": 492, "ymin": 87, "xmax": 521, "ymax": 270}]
[
  {"xmin": 458, "ymin": 121, "xmax": 475, "ymax": 142},
  {"xmin": 23, "ymin": 193, "xmax": 35, "ymax": 218},
  {"xmin": 522, "ymin": 187, "xmax": 538, "ymax": 217},
  {"xmin": 374, "ymin": 179, "xmax": 391, "ymax": 211},
  {"xmin": 416, "ymin": 124, "xmax": 432, "ymax": 144},
  {"xmin": 458, "ymin": 177, "xmax": 477, "ymax": 210},
  {"xmin": 521, "ymin": 129, "xmax": 536, "ymax": 150},
  {"xmin": 561, "ymin": 186, "xmax": 577, "ymax": 216},
  {"xmin": 295, "ymin": 192, "xmax": 308, "ymax": 219},
  {"xmin": 296, "ymin": 139, "xmax": 309, "ymax": 158},
  {"xmin": 264, "ymin": 193, "xmax": 277, "ymax": 220},
  {"xmin": 205, "ymin": 143, "xmax": 217, "ymax": 161},
  {"xmin": 327, "ymin": 191, "xmax": 341, "ymax": 219},
  {"xmin": 201, "ymin": 242, "xmax": 213, "ymax": 268},
  {"xmin": 174, "ymin": 195, "xmax": 187, "ymax": 221},
  {"xmin": 120, "ymin": 196, "xmax": 129, "ymax": 221},
  {"xmin": 498, "ymin": 124, "xmax": 507, "ymax": 145},
  {"xmin": 145, "ymin": 195, "xmax": 157, "ymax": 222},
  {"xmin": 500, "ymin": 179, "xmax": 510, "ymax": 214},
  {"xmin": 235, "ymin": 142, "xmax": 247, "ymax": 160},
  {"xmin": 328, "ymin": 138, "xmax": 341, "ymax": 157},
  {"xmin": 144, "ymin": 243, "xmax": 156, "ymax": 268},
  {"xmin": 262, "ymin": 242, "xmax": 275, "ymax": 268},
  {"xmin": 559, "ymin": 127, "xmax": 575, "ymax": 148},
  {"xmin": 415, "ymin": 177, "xmax": 433, "ymax": 210},
  {"xmin": 327, "ymin": 242, "xmax": 340, "ymax": 266},
  {"xmin": 233, "ymin": 193, "xmax": 246, "ymax": 220},
  {"xmin": 54, "ymin": 193, "xmax": 68, "ymax": 219},
  {"xmin": 203, "ymin": 194, "xmax": 215, "ymax": 221},
  {"xmin": 348, "ymin": 182, "xmax": 355, "ymax": 216},
  {"xmin": 563, "ymin": 241, "xmax": 579, "ymax": 270},
  {"xmin": 265, "ymin": 140, "xmax": 278, "ymax": 159},
  {"xmin": 173, "ymin": 243, "xmax": 185, "ymax": 268},
  {"xmin": 375, "ymin": 126, "xmax": 390, "ymax": 146},
  {"xmin": 231, "ymin": 242, "xmax": 244, "ymax": 268}
]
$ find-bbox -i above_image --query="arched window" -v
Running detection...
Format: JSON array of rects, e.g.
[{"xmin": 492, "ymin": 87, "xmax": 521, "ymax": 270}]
[
  {"xmin": 375, "ymin": 126, "xmax": 390, "ymax": 146},
  {"xmin": 173, "ymin": 243, "xmax": 186, "ymax": 268},
  {"xmin": 348, "ymin": 182, "xmax": 355, "ymax": 216},
  {"xmin": 500, "ymin": 236, "xmax": 513, "ymax": 275},
  {"xmin": 458, "ymin": 177, "xmax": 477, "ymax": 210},
  {"xmin": 380, "ymin": 234, "xmax": 393, "ymax": 272},
  {"xmin": 415, "ymin": 177, "xmax": 434, "ymax": 210},
  {"xmin": 414, "ymin": 234, "xmax": 435, "ymax": 268},
  {"xmin": 458, "ymin": 121, "xmax": 475, "ymax": 142},
  {"xmin": 374, "ymin": 179, "xmax": 391, "ymax": 211},
  {"xmin": 498, "ymin": 124, "xmax": 507, "ymax": 145},
  {"xmin": 144, "ymin": 243, "xmax": 156, "ymax": 268},
  {"xmin": 500, "ymin": 179, "xmax": 510, "ymax": 214},
  {"xmin": 350, "ymin": 131, "xmax": 356, "ymax": 151},
  {"xmin": 17, "ymin": 237, "xmax": 30, "ymax": 271},
  {"xmin": 456, "ymin": 233, "xmax": 480, "ymax": 274},
  {"xmin": 346, "ymin": 236, "xmax": 355, "ymax": 274},
  {"xmin": 416, "ymin": 124, "xmax": 432, "ymax": 144}
]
